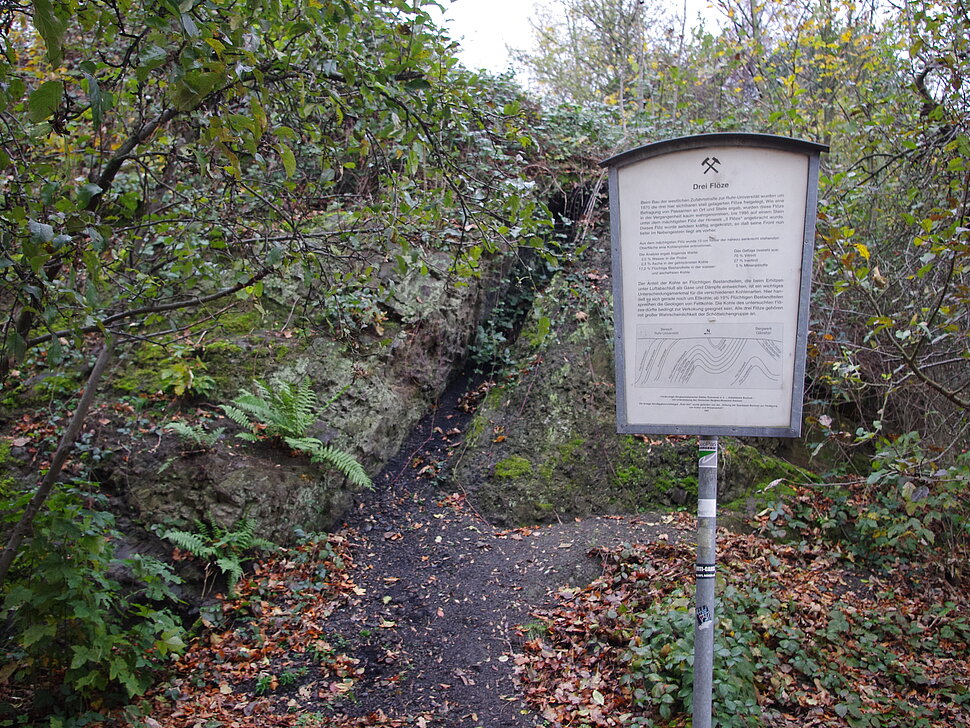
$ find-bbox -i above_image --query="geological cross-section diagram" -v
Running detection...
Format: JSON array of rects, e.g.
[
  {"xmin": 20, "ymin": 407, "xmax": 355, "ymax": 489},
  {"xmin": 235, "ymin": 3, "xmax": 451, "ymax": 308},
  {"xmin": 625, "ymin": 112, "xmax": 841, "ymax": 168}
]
[{"xmin": 633, "ymin": 322, "xmax": 783, "ymax": 390}]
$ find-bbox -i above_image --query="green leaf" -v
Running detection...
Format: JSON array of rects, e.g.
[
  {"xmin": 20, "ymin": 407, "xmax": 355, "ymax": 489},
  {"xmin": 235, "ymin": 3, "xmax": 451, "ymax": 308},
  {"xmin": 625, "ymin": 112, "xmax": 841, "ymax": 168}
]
[
  {"xmin": 21, "ymin": 622, "xmax": 57, "ymax": 647},
  {"xmin": 82, "ymin": 72, "xmax": 105, "ymax": 129},
  {"xmin": 155, "ymin": 629, "xmax": 186, "ymax": 657},
  {"xmin": 27, "ymin": 80, "xmax": 64, "ymax": 123},
  {"xmin": 180, "ymin": 12, "xmax": 199, "ymax": 37},
  {"xmin": 280, "ymin": 143, "xmax": 296, "ymax": 178},
  {"xmin": 48, "ymin": 336, "xmax": 63, "ymax": 363},
  {"xmin": 28, "ymin": 219, "xmax": 55, "ymax": 243},
  {"xmin": 2, "ymin": 584, "xmax": 34, "ymax": 608},
  {"xmin": 172, "ymin": 71, "xmax": 225, "ymax": 110},
  {"xmin": 77, "ymin": 183, "xmax": 103, "ymax": 208},
  {"xmin": 32, "ymin": 0, "xmax": 69, "ymax": 66},
  {"xmin": 228, "ymin": 114, "xmax": 255, "ymax": 133},
  {"xmin": 1, "ymin": 77, "xmax": 25, "ymax": 113},
  {"xmin": 7, "ymin": 330, "xmax": 27, "ymax": 360}
]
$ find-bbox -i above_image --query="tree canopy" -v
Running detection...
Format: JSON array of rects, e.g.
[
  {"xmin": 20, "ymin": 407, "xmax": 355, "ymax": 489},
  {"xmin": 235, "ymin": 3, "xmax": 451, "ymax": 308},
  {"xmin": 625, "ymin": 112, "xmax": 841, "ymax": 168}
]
[
  {"xmin": 0, "ymin": 0, "xmax": 550, "ymax": 375},
  {"xmin": 0, "ymin": 0, "xmax": 561, "ymax": 597},
  {"xmin": 518, "ymin": 0, "xmax": 970, "ymax": 451}
]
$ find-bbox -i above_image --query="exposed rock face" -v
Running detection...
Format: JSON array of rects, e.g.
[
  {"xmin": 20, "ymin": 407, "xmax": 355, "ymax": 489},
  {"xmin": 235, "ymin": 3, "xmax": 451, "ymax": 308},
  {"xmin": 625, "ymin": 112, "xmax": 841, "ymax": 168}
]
[
  {"xmin": 455, "ymin": 257, "xmax": 815, "ymax": 527},
  {"xmin": 107, "ymin": 255, "xmax": 498, "ymax": 542},
  {"xmin": 116, "ymin": 447, "xmax": 356, "ymax": 544}
]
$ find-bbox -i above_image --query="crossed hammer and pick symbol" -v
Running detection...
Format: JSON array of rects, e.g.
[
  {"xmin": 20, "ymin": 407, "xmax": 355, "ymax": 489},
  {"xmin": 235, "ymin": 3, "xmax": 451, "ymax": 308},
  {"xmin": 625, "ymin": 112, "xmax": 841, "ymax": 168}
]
[{"xmin": 702, "ymin": 156, "xmax": 721, "ymax": 174}]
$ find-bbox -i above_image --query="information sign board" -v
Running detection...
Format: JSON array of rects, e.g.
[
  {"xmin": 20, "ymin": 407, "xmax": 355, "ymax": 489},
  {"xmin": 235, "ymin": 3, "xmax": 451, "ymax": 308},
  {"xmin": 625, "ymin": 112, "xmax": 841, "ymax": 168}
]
[{"xmin": 603, "ymin": 134, "xmax": 827, "ymax": 437}]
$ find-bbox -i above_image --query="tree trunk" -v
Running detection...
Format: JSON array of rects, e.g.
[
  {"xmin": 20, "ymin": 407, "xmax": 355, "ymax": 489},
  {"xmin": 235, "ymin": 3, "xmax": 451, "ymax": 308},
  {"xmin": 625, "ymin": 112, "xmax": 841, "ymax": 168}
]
[{"xmin": 0, "ymin": 339, "xmax": 114, "ymax": 587}]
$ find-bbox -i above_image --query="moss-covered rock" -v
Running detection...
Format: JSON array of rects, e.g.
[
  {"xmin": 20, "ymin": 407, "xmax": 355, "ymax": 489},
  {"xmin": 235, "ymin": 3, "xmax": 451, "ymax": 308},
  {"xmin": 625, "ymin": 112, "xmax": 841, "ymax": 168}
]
[
  {"xmin": 495, "ymin": 455, "xmax": 534, "ymax": 479},
  {"xmin": 107, "ymin": 308, "xmax": 289, "ymax": 402},
  {"xmin": 720, "ymin": 440, "xmax": 817, "ymax": 509},
  {"xmin": 0, "ymin": 440, "xmax": 16, "ymax": 500},
  {"xmin": 100, "ymin": 251, "xmax": 497, "ymax": 542},
  {"xmin": 455, "ymin": 252, "xmax": 818, "ymax": 527}
]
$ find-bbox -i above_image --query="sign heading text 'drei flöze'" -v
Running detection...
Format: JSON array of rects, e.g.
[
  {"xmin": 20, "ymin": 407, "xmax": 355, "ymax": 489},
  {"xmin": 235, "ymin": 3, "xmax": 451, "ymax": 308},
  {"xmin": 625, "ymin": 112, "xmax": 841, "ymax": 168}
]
[{"xmin": 602, "ymin": 133, "xmax": 828, "ymax": 438}]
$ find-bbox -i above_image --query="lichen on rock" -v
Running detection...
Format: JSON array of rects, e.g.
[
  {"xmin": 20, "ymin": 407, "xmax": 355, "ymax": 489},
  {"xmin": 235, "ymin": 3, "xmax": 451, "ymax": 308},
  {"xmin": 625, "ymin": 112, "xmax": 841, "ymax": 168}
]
[{"xmin": 456, "ymin": 253, "xmax": 818, "ymax": 527}]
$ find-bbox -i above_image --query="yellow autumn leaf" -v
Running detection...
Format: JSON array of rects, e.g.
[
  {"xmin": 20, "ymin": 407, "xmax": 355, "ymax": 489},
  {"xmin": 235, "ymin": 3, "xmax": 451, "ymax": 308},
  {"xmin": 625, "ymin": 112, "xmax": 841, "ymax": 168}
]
[{"xmin": 853, "ymin": 243, "xmax": 870, "ymax": 260}]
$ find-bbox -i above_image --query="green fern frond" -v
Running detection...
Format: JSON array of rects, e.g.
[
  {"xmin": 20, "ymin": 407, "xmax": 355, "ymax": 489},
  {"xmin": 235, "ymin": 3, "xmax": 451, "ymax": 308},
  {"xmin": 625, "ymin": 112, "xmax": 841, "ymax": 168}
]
[
  {"xmin": 267, "ymin": 377, "xmax": 317, "ymax": 438},
  {"xmin": 283, "ymin": 436, "xmax": 322, "ymax": 453},
  {"xmin": 193, "ymin": 519, "xmax": 215, "ymax": 540},
  {"xmin": 221, "ymin": 376, "xmax": 366, "ymax": 487},
  {"xmin": 164, "ymin": 421, "xmax": 224, "ymax": 448},
  {"xmin": 160, "ymin": 528, "xmax": 216, "ymax": 559},
  {"xmin": 222, "ymin": 377, "xmax": 318, "ymax": 441},
  {"xmin": 164, "ymin": 421, "xmax": 202, "ymax": 441},
  {"xmin": 312, "ymin": 445, "xmax": 371, "ymax": 489},
  {"xmin": 214, "ymin": 517, "xmax": 254, "ymax": 550},
  {"xmin": 160, "ymin": 518, "xmax": 274, "ymax": 596},
  {"xmin": 215, "ymin": 556, "xmax": 244, "ymax": 594},
  {"xmin": 220, "ymin": 403, "xmax": 256, "ymax": 431},
  {"xmin": 249, "ymin": 535, "xmax": 276, "ymax": 551},
  {"xmin": 319, "ymin": 383, "xmax": 351, "ymax": 411},
  {"xmin": 283, "ymin": 436, "xmax": 371, "ymax": 489}
]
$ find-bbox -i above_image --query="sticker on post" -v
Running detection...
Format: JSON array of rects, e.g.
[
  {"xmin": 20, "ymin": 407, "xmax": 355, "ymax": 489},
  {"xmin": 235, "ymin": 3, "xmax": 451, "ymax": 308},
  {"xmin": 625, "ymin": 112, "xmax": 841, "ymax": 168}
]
[
  {"xmin": 696, "ymin": 563, "xmax": 716, "ymax": 579},
  {"xmin": 696, "ymin": 604, "xmax": 713, "ymax": 629},
  {"xmin": 698, "ymin": 440, "xmax": 718, "ymax": 468}
]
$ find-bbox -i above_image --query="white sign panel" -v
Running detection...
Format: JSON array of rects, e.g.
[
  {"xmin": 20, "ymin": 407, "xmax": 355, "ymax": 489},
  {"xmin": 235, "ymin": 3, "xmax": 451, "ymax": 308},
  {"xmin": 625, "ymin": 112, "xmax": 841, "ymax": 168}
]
[{"xmin": 604, "ymin": 134, "xmax": 826, "ymax": 437}]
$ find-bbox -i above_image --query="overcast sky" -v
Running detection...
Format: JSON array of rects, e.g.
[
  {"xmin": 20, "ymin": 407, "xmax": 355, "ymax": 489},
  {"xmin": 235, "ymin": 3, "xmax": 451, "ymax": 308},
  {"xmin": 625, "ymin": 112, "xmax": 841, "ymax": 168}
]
[
  {"xmin": 437, "ymin": 0, "xmax": 721, "ymax": 77},
  {"xmin": 438, "ymin": 0, "xmax": 542, "ymax": 75}
]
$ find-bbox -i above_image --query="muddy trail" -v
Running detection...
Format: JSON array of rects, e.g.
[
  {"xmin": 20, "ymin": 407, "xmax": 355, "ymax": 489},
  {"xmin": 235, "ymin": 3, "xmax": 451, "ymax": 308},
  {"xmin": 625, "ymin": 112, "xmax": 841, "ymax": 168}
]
[
  {"xmin": 114, "ymin": 374, "xmax": 690, "ymax": 728},
  {"xmin": 310, "ymin": 374, "xmax": 688, "ymax": 727}
]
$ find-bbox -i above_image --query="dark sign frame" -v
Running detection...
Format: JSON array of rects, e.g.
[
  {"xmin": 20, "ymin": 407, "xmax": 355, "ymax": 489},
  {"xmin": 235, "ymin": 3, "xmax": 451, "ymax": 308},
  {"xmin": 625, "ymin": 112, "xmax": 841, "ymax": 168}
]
[{"xmin": 602, "ymin": 133, "xmax": 828, "ymax": 438}]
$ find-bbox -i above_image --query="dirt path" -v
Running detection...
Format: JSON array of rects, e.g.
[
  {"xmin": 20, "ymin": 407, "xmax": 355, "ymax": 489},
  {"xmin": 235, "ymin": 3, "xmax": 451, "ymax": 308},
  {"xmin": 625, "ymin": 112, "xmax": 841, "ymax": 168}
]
[
  {"xmin": 119, "ymin": 377, "xmax": 690, "ymax": 728},
  {"xmin": 320, "ymin": 378, "xmax": 688, "ymax": 727}
]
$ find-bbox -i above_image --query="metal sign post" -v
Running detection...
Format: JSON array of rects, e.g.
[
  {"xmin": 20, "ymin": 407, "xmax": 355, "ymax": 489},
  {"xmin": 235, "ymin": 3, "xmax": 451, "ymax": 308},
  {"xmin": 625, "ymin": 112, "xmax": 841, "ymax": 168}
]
[
  {"xmin": 693, "ymin": 437, "xmax": 719, "ymax": 728},
  {"xmin": 601, "ymin": 134, "xmax": 827, "ymax": 727}
]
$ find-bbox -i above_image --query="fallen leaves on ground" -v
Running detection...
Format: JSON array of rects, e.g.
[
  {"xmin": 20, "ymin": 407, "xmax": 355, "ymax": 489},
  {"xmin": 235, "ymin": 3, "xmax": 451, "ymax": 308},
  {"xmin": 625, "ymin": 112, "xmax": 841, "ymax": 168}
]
[
  {"xmin": 100, "ymin": 534, "xmax": 433, "ymax": 728},
  {"xmin": 515, "ymin": 492, "xmax": 969, "ymax": 728}
]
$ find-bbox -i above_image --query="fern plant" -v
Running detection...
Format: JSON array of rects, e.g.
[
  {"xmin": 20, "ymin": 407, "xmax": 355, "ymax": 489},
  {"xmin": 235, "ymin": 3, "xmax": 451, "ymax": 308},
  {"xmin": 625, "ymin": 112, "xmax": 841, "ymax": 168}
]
[
  {"xmin": 221, "ymin": 376, "xmax": 372, "ymax": 489},
  {"xmin": 164, "ymin": 420, "xmax": 225, "ymax": 448},
  {"xmin": 285, "ymin": 437, "xmax": 372, "ymax": 489},
  {"xmin": 221, "ymin": 376, "xmax": 317, "ymax": 441},
  {"xmin": 158, "ymin": 518, "xmax": 274, "ymax": 596}
]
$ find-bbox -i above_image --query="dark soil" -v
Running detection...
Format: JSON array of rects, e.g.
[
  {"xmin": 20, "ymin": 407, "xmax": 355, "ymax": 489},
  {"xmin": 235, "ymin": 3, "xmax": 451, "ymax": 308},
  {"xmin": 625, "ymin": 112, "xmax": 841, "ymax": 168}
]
[{"xmin": 318, "ymin": 374, "xmax": 687, "ymax": 727}]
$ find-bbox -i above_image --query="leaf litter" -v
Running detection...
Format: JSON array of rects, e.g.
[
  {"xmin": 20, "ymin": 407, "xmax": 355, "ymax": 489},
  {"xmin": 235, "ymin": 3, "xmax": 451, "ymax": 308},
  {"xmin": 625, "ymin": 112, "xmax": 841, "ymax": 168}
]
[{"xmin": 89, "ymin": 378, "xmax": 967, "ymax": 728}]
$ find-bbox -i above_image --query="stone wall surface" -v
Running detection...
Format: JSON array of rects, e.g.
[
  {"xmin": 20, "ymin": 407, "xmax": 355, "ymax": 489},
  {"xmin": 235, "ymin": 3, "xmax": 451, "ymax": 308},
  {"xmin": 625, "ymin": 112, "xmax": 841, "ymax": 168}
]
[
  {"xmin": 108, "ymin": 253, "xmax": 499, "ymax": 543},
  {"xmin": 455, "ymin": 254, "xmax": 815, "ymax": 527}
]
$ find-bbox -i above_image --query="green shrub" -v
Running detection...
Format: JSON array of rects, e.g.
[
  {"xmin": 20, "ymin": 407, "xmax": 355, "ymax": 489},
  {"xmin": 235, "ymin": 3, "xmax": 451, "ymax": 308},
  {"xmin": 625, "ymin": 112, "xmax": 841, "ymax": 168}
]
[
  {"xmin": 0, "ymin": 483, "xmax": 185, "ymax": 710},
  {"xmin": 621, "ymin": 585, "xmax": 777, "ymax": 727},
  {"xmin": 777, "ymin": 432, "xmax": 970, "ymax": 577}
]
